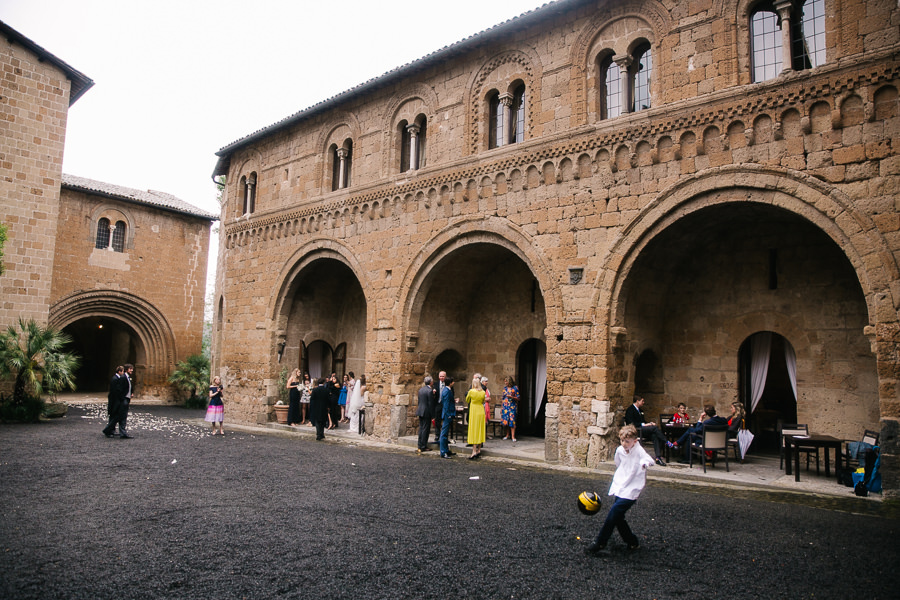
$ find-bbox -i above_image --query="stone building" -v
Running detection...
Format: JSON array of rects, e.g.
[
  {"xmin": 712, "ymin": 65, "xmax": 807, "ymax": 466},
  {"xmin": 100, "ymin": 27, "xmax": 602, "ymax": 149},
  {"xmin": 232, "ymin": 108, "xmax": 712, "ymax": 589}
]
[
  {"xmin": 211, "ymin": 0, "xmax": 900, "ymax": 495},
  {"xmin": 50, "ymin": 175, "xmax": 216, "ymax": 399},
  {"xmin": 1, "ymin": 21, "xmax": 216, "ymax": 399}
]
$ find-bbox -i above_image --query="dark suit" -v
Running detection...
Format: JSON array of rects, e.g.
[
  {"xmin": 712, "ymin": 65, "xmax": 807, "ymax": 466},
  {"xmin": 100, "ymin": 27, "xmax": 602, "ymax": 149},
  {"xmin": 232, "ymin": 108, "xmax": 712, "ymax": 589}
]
[
  {"xmin": 416, "ymin": 384, "xmax": 433, "ymax": 450},
  {"xmin": 309, "ymin": 382, "xmax": 330, "ymax": 440},
  {"xmin": 678, "ymin": 415, "xmax": 728, "ymax": 460},
  {"xmin": 624, "ymin": 403, "xmax": 666, "ymax": 458},
  {"xmin": 102, "ymin": 373, "xmax": 126, "ymax": 436}
]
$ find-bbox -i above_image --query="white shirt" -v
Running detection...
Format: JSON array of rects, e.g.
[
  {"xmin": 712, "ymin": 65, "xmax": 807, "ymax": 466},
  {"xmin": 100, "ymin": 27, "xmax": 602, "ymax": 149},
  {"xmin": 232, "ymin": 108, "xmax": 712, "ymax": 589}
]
[{"xmin": 608, "ymin": 441, "xmax": 654, "ymax": 500}]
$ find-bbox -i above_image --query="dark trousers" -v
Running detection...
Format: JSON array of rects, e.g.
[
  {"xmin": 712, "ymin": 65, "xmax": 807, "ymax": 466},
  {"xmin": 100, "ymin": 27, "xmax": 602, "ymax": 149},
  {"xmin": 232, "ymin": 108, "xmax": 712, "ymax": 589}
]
[
  {"xmin": 417, "ymin": 416, "xmax": 432, "ymax": 450},
  {"xmin": 102, "ymin": 400, "xmax": 129, "ymax": 435},
  {"xmin": 593, "ymin": 496, "xmax": 638, "ymax": 548},
  {"xmin": 678, "ymin": 426, "xmax": 702, "ymax": 460},
  {"xmin": 314, "ymin": 415, "xmax": 326, "ymax": 439},
  {"xmin": 439, "ymin": 416, "xmax": 452, "ymax": 455},
  {"xmin": 641, "ymin": 424, "xmax": 666, "ymax": 457},
  {"xmin": 329, "ymin": 399, "xmax": 340, "ymax": 426}
]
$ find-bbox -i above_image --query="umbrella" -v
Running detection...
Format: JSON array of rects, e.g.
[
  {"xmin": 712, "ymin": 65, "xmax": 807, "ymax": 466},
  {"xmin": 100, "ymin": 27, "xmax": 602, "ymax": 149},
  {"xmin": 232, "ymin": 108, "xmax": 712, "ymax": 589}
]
[{"xmin": 737, "ymin": 427, "xmax": 754, "ymax": 460}]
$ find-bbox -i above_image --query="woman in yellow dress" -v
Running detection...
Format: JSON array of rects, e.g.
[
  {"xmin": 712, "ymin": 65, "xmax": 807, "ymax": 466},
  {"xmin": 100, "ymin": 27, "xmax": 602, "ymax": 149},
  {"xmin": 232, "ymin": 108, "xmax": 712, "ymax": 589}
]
[{"xmin": 466, "ymin": 374, "xmax": 486, "ymax": 459}]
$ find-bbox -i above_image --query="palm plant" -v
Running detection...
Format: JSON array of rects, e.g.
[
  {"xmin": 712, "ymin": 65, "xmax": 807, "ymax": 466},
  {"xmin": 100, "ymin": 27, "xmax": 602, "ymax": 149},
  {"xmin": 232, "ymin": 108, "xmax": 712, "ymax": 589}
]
[
  {"xmin": 0, "ymin": 317, "xmax": 80, "ymax": 404},
  {"xmin": 168, "ymin": 354, "xmax": 210, "ymax": 407}
]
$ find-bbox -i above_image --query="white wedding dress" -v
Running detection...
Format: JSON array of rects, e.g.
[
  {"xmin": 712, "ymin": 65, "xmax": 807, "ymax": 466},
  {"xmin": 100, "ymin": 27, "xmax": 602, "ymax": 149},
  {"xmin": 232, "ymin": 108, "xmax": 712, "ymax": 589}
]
[{"xmin": 347, "ymin": 380, "xmax": 364, "ymax": 434}]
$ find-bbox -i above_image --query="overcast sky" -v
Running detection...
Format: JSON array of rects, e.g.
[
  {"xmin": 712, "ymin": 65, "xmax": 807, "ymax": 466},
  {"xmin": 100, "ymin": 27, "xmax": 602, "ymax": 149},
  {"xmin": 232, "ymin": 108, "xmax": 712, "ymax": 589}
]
[{"xmin": 3, "ymin": 0, "xmax": 547, "ymax": 293}]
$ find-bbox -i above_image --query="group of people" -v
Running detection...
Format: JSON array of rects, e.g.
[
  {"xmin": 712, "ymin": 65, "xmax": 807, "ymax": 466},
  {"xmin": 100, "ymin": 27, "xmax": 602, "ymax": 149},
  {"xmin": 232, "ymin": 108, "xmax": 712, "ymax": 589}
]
[
  {"xmin": 286, "ymin": 369, "xmax": 367, "ymax": 439},
  {"xmin": 101, "ymin": 364, "xmax": 135, "ymax": 438},
  {"xmin": 415, "ymin": 371, "xmax": 522, "ymax": 460}
]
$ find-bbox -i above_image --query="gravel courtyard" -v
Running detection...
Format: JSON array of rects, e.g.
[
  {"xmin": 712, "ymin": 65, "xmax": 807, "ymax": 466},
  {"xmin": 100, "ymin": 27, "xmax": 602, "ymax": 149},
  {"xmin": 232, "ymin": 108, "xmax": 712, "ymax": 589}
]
[{"xmin": 1, "ymin": 404, "xmax": 897, "ymax": 600}]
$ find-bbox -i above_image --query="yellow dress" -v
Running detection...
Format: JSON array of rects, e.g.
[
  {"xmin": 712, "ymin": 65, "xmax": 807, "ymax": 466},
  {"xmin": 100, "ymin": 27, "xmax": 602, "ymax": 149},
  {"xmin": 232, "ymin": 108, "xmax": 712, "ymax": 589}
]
[{"xmin": 466, "ymin": 389, "xmax": 486, "ymax": 445}]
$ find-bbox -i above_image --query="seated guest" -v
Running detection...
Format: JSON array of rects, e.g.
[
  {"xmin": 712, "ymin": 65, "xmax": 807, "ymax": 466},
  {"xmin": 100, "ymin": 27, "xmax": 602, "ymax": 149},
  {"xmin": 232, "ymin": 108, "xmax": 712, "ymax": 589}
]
[
  {"xmin": 624, "ymin": 395, "xmax": 674, "ymax": 466},
  {"xmin": 671, "ymin": 402, "xmax": 690, "ymax": 424},
  {"xmin": 675, "ymin": 404, "xmax": 728, "ymax": 463},
  {"xmin": 727, "ymin": 401, "xmax": 745, "ymax": 428}
]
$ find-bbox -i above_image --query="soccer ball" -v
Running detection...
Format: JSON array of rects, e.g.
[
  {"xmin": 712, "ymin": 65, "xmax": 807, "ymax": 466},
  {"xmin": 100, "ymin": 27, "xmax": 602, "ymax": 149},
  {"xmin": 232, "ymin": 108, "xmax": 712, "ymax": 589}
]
[{"xmin": 577, "ymin": 491, "xmax": 601, "ymax": 515}]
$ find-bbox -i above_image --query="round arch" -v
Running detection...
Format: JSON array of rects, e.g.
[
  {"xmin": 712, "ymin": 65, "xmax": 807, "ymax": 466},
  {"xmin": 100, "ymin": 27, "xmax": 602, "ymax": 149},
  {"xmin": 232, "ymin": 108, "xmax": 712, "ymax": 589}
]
[{"xmin": 49, "ymin": 290, "xmax": 176, "ymax": 386}]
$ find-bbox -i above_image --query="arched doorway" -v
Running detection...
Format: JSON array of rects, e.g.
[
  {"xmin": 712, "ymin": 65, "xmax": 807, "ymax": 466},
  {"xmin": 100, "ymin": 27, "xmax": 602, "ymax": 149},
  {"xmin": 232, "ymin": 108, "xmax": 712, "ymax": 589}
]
[
  {"xmin": 739, "ymin": 332, "xmax": 797, "ymax": 451},
  {"xmin": 431, "ymin": 349, "xmax": 465, "ymax": 381},
  {"xmin": 63, "ymin": 316, "xmax": 141, "ymax": 392},
  {"xmin": 516, "ymin": 338, "xmax": 547, "ymax": 437}
]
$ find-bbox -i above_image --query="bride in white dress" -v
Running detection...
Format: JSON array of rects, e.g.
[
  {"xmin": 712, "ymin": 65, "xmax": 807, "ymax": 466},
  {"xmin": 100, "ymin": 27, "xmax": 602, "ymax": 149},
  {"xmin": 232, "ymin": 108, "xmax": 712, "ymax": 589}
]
[{"xmin": 347, "ymin": 374, "xmax": 367, "ymax": 435}]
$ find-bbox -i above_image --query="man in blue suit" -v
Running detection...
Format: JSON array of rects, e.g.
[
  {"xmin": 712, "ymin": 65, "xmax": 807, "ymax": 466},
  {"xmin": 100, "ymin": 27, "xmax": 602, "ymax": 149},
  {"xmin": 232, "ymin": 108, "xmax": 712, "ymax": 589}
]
[
  {"xmin": 675, "ymin": 404, "xmax": 728, "ymax": 463},
  {"xmin": 439, "ymin": 375, "xmax": 456, "ymax": 458}
]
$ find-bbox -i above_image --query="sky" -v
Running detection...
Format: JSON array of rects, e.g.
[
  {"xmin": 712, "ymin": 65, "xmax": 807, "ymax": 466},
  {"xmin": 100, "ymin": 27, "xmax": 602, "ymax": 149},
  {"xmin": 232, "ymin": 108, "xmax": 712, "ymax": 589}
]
[{"xmin": 2, "ymin": 0, "xmax": 550, "ymax": 293}]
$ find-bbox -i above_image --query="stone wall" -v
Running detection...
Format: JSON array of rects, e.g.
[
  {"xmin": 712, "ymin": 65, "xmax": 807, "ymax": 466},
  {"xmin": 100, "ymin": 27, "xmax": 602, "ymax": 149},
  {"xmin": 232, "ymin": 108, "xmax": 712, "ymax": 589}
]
[{"xmin": 213, "ymin": 0, "xmax": 900, "ymax": 493}]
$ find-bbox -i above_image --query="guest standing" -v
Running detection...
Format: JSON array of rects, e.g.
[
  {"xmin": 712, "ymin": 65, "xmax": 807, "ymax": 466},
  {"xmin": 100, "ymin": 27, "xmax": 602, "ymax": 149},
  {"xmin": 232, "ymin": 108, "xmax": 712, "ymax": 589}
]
[
  {"xmin": 206, "ymin": 376, "xmax": 225, "ymax": 435},
  {"xmin": 439, "ymin": 375, "xmax": 456, "ymax": 458},
  {"xmin": 300, "ymin": 373, "xmax": 311, "ymax": 425},
  {"xmin": 501, "ymin": 376, "xmax": 520, "ymax": 442},
  {"xmin": 338, "ymin": 374, "xmax": 350, "ymax": 424},
  {"xmin": 286, "ymin": 369, "xmax": 302, "ymax": 426},
  {"xmin": 309, "ymin": 378, "xmax": 330, "ymax": 441},
  {"xmin": 465, "ymin": 376, "xmax": 486, "ymax": 459},
  {"xmin": 102, "ymin": 366, "xmax": 126, "ymax": 438},
  {"xmin": 347, "ymin": 374, "xmax": 367, "ymax": 435},
  {"xmin": 416, "ymin": 375, "xmax": 434, "ymax": 453}
]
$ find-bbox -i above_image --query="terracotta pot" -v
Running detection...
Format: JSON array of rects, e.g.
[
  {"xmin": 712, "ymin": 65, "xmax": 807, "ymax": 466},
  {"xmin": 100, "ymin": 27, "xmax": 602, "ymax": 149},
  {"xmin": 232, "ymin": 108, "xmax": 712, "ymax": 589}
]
[{"xmin": 274, "ymin": 404, "xmax": 289, "ymax": 424}]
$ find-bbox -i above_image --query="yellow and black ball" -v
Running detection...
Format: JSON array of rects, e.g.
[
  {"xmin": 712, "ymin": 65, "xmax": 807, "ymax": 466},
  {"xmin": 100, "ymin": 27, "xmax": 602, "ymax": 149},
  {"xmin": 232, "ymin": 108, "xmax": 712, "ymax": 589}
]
[{"xmin": 577, "ymin": 491, "xmax": 601, "ymax": 516}]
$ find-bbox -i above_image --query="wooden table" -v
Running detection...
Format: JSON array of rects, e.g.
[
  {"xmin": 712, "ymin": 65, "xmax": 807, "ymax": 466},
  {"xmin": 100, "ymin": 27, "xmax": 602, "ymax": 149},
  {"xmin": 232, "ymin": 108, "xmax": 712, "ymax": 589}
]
[
  {"xmin": 784, "ymin": 434, "xmax": 844, "ymax": 482},
  {"xmin": 662, "ymin": 423, "xmax": 691, "ymax": 461}
]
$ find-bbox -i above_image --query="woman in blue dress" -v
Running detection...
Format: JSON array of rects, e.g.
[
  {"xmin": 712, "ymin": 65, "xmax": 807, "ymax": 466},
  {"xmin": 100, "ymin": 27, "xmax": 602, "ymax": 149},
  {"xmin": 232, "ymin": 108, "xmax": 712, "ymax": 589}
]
[
  {"xmin": 338, "ymin": 374, "xmax": 349, "ymax": 424},
  {"xmin": 501, "ymin": 376, "xmax": 520, "ymax": 442}
]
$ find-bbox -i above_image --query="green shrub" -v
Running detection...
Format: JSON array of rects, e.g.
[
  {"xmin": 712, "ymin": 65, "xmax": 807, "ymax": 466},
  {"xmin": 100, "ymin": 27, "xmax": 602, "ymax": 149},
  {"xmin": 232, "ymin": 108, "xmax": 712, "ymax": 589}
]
[{"xmin": 0, "ymin": 393, "xmax": 44, "ymax": 423}]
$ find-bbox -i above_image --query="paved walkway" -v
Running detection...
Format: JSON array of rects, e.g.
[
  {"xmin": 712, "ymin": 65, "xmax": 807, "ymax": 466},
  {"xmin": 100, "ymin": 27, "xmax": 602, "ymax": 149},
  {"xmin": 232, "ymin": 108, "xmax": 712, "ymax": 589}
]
[{"xmin": 63, "ymin": 393, "xmax": 879, "ymax": 504}]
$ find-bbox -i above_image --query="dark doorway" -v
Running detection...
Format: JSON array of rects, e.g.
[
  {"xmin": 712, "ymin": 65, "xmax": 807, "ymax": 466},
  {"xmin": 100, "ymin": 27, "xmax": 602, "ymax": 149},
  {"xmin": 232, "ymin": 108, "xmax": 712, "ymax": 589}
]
[
  {"xmin": 63, "ymin": 317, "xmax": 138, "ymax": 393},
  {"xmin": 739, "ymin": 332, "xmax": 797, "ymax": 452}
]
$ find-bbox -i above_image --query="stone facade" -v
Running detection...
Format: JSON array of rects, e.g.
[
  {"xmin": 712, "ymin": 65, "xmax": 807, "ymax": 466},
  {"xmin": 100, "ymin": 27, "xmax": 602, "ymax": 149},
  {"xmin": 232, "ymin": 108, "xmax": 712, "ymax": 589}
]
[
  {"xmin": 0, "ymin": 22, "xmax": 215, "ymax": 401},
  {"xmin": 49, "ymin": 176, "xmax": 216, "ymax": 399},
  {"xmin": 0, "ymin": 21, "xmax": 91, "ymax": 326},
  {"xmin": 212, "ymin": 0, "xmax": 900, "ymax": 495}
]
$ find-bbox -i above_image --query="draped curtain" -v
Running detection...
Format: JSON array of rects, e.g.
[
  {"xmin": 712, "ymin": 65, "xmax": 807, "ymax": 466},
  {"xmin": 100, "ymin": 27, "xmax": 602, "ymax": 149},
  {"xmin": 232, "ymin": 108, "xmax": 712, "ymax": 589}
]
[
  {"xmin": 534, "ymin": 342, "xmax": 547, "ymax": 418},
  {"xmin": 785, "ymin": 340, "xmax": 797, "ymax": 402},
  {"xmin": 308, "ymin": 346, "xmax": 323, "ymax": 380},
  {"xmin": 749, "ymin": 332, "xmax": 772, "ymax": 413}
]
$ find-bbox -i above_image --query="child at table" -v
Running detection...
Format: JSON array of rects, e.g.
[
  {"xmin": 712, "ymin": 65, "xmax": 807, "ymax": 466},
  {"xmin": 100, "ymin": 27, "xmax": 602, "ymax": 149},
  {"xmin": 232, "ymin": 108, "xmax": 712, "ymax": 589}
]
[
  {"xmin": 671, "ymin": 402, "xmax": 689, "ymax": 424},
  {"xmin": 585, "ymin": 424, "xmax": 654, "ymax": 557}
]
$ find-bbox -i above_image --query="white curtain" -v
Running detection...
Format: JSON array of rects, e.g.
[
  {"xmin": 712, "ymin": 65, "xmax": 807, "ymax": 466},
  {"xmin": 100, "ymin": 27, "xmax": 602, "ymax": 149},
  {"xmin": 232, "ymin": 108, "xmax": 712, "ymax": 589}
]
[
  {"xmin": 784, "ymin": 340, "xmax": 797, "ymax": 401},
  {"xmin": 308, "ymin": 345, "xmax": 323, "ymax": 380},
  {"xmin": 534, "ymin": 341, "xmax": 547, "ymax": 418},
  {"xmin": 749, "ymin": 332, "xmax": 772, "ymax": 414}
]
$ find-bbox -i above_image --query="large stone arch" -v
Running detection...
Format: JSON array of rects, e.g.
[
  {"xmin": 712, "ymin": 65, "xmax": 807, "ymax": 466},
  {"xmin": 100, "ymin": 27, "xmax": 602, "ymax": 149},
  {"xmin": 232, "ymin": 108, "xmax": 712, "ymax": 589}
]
[
  {"xmin": 49, "ymin": 290, "xmax": 177, "ymax": 387},
  {"xmin": 598, "ymin": 165, "xmax": 900, "ymax": 331},
  {"xmin": 396, "ymin": 216, "xmax": 561, "ymax": 333},
  {"xmin": 269, "ymin": 238, "xmax": 371, "ymax": 376}
]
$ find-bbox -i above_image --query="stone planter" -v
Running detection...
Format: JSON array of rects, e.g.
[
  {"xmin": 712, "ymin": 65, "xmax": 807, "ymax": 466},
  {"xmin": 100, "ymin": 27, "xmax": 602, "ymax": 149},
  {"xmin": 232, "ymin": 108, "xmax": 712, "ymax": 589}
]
[{"xmin": 274, "ymin": 403, "xmax": 289, "ymax": 424}]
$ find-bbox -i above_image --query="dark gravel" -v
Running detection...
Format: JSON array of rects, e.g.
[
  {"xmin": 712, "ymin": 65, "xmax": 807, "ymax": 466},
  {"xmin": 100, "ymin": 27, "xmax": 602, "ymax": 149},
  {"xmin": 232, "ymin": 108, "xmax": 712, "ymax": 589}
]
[{"xmin": 0, "ymin": 404, "xmax": 897, "ymax": 600}]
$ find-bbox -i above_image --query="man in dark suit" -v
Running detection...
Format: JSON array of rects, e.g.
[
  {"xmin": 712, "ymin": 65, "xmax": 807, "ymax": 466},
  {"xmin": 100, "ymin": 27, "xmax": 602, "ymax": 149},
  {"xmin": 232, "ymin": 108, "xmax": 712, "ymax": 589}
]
[
  {"xmin": 309, "ymin": 377, "xmax": 330, "ymax": 440},
  {"xmin": 624, "ymin": 395, "xmax": 671, "ymax": 466},
  {"xmin": 431, "ymin": 371, "xmax": 445, "ymax": 443},
  {"xmin": 117, "ymin": 364, "xmax": 135, "ymax": 438},
  {"xmin": 102, "ymin": 366, "xmax": 125, "ymax": 437},
  {"xmin": 416, "ymin": 375, "xmax": 434, "ymax": 452},
  {"xmin": 676, "ymin": 404, "xmax": 728, "ymax": 463}
]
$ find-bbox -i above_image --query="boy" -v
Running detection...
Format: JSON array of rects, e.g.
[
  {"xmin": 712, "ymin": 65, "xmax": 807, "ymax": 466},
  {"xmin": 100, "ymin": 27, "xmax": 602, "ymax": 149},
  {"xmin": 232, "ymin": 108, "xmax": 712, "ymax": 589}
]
[{"xmin": 585, "ymin": 424, "xmax": 654, "ymax": 556}]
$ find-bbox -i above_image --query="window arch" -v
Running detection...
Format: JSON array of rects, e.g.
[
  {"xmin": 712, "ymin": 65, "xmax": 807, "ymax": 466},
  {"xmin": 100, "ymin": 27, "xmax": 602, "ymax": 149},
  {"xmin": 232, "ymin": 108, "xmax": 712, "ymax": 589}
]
[
  {"xmin": 488, "ymin": 83, "xmax": 526, "ymax": 149},
  {"xmin": 750, "ymin": 0, "xmax": 825, "ymax": 83},
  {"xmin": 399, "ymin": 115, "xmax": 427, "ymax": 172},
  {"xmin": 331, "ymin": 140, "xmax": 352, "ymax": 191},
  {"xmin": 632, "ymin": 43, "xmax": 652, "ymax": 112},
  {"xmin": 241, "ymin": 172, "xmax": 257, "ymax": 215},
  {"xmin": 95, "ymin": 218, "xmax": 111, "ymax": 250}
]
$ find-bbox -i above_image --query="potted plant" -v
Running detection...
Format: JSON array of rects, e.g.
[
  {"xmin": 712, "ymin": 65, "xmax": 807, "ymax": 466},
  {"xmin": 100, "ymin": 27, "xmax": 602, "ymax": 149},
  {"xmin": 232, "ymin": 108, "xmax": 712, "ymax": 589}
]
[{"xmin": 274, "ymin": 367, "xmax": 289, "ymax": 424}]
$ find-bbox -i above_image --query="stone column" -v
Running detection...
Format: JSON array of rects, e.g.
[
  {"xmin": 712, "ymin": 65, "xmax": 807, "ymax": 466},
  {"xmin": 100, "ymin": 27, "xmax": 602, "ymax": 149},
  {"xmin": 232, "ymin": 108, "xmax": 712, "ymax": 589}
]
[
  {"xmin": 336, "ymin": 147, "xmax": 349, "ymax": 189},
  {"xmin": 106, "ymin": 223, "xmax": 116, "ymax": 250},
  {"xmin": 498, "ymin": 93, "xmax": 513, "ymax": 146},
  {"xmin": 406, "ymin": 123, "xmax": 420, "ymax": 170},
  {"xmin": 613, "ymin": 55, "xmax": 634, "ymax": 113},
  {"xmin": 774, "ymin": 0, "xmax": 794, "ymax": 74}
]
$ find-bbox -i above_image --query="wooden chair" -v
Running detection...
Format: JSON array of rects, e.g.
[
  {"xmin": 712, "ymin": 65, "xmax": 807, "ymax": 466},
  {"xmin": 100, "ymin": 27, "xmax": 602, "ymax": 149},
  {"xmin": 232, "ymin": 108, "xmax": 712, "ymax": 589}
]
[
  {"xmin": 688, "ymin": 425, "xmax": 729, "ymax": 473},
  {"xmin": 726, "ymin": 418, "xmax": 743, "ymax": 462},
  {"xmin": 488, "ymin": 406, "xmax": 504, "ymax": 438},
  {"xmin": 780, "ymin": 424, "xmax": 819, "ymax": 474}
]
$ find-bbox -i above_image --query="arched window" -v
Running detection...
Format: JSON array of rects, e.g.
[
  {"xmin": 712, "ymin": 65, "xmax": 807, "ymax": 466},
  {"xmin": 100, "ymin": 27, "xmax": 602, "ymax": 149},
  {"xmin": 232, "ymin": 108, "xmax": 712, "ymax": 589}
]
[
  {"xmin": 600, "ymin": 55, "xmax": 622, "ymax": 120},
  {"xmin": 488, "ymin": 85, "xmax": 526, "ymax": 149},
  {"xmin": 400, "ymin": 116, "xmax": 427, "ymax": 172},
  {"xmin": 331, "ymin": 141, "xmax": 352, "ymax": 190},
  {"xmin": 794, "ymin": 0, "xmax": 825, "ymax": 69},
  {"xmin": 111, "ymin": 220, "xmax": 126, "ymax": 252},
  {"xmin": 751, "ymin": 0, "xmax": 825, "ymax": 82},
  {"xmin": 751, "ymin": 5, "xmax": 782, "ymax": 82},
  {"xmin": 95, "ymin": 218, "xmax": 111, "ymax": 249},
  {"xmin": 241, "ymin": 173, "xmax": 256, "ymax": 214},
  {"xmin": 632, "ymin": 44, "xmax": 652, "ymax": 112}
]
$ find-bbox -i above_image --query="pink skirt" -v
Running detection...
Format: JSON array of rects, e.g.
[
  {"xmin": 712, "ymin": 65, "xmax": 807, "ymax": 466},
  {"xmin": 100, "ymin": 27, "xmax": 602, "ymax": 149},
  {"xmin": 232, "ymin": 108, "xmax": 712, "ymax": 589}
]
[{"xmin": 205, "ymin": 404, "xmax": 224, "ymax": 423}]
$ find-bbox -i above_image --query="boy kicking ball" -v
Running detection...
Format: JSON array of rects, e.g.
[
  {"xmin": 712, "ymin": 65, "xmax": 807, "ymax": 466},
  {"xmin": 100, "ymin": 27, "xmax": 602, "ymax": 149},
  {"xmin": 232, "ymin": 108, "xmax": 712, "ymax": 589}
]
[{"xmin": 585, "ymin": 424, "xmax": 654, "ymax": 557}]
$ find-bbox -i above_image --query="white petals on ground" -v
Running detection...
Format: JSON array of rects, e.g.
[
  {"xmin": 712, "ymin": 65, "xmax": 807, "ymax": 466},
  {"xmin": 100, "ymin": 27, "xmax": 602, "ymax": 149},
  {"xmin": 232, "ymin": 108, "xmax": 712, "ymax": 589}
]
[{"xmin": 469, "ymin": 476, "xmax": 480, "ymax": 480}]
